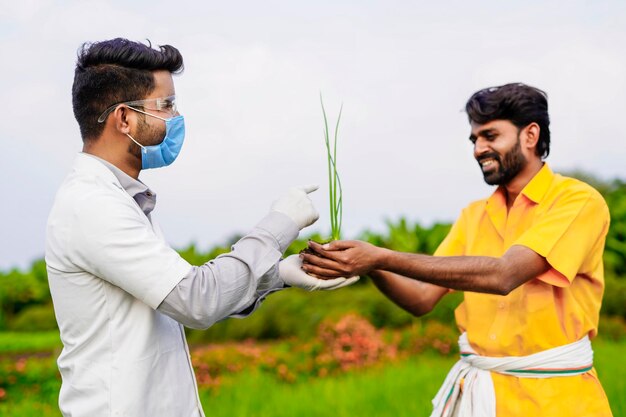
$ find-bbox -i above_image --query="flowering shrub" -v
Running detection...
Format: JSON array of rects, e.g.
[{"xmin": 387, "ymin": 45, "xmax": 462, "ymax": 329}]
[
  {"xmin": 0, "ymin": 354, "xmax": 60, "ymax": 403},
  {"xmin": 259, "ymin": 313, "xmax": 393, "ymax": 383},
  {"xmin": 317, "ymin": 313, "xmax": 386, "ymax": 371},
  {"xmin": 191, "ymin": 341, "xmax": 267, "ymax": 389}
]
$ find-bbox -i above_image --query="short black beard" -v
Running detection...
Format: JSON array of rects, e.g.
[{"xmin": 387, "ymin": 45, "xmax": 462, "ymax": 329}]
[
  {"xmin": 480, "ymin": 136, "xmax": 527, "ymax": 186},
  {"xmin": 137, "ymin": 114, "xmax": 165, "ymax": 147},
  {"xmin": 128, "ymin": 142, "xmax": 142, "ymax": 159},
  {"xmin": 128, "ymin": 114, "xmax": 166, "ymax": 159}
]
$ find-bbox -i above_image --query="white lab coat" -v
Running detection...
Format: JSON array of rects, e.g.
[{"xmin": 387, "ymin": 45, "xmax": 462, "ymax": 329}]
[{"xmin": 46, "ymin": 153, "xmax": 203, "ymax": 417}]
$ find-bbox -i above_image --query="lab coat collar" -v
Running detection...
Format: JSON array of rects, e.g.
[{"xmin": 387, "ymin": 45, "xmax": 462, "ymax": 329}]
[
  {"xmin": 74, "ymin": 153, "xmax": 157, "ymax": 215},
  {"xmin": 73, "ymin": 152, "xmax": 123, "ymax": 189}
]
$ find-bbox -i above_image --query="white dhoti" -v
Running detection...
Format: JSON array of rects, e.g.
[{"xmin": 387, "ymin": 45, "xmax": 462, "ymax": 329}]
[{"xmin": 430, "ymin": 332, "xmax": 594, "ymax": 417}]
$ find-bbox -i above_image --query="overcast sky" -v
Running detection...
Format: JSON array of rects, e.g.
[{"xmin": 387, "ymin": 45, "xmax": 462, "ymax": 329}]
[{"xmin": 1, "ymin": 0, "xmax": 625, "ymax": 270}]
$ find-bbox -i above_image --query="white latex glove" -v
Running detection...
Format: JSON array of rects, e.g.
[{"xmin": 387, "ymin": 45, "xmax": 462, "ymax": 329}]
[
  {"xmin": 279, "ymin": 255, "xmax": 360, "ymax": 291},
  {"xmin": 271, "ymin": 185, "xmax": 320, "ymax": 230}
]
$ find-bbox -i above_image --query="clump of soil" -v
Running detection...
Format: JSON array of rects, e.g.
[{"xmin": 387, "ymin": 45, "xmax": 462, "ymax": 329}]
[{"xmin": 299, "ymin": 240, "xmax": 332, "ymax": 256}]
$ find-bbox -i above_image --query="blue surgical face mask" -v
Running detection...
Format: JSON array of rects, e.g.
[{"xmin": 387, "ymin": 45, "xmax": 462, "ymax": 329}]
[{"xmin": 126, "ymin": 108, "xmax": 185, "ymax": 170}]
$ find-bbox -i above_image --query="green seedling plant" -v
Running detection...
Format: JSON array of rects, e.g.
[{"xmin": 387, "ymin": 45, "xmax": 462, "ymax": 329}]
[{"xmin": 320, "ymin": 93, "xmax": 343, "ymax": 241}]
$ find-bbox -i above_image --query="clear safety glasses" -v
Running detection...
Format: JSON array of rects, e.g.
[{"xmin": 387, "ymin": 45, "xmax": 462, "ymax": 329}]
[{"xmin": 97, "ymin": 95, "xmax": 178, "ymax": 123}]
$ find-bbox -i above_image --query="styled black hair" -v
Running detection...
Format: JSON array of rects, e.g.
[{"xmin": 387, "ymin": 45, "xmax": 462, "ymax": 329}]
[
  {"xmin": 465, "ymin": 83, "xmax": 551, "ymax": 159},
  {"xmin": 72, "ymin": 38, "xmax": 184, "ymax": 141}
]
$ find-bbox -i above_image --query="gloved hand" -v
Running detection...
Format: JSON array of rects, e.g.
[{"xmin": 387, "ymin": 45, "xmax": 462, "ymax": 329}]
[
  {"xmin": 279, "ymin": 255, "xmax": 360, "ymax": 291},
  {"xmin": 271, "ymin": 185, "xmax": 320, "ymax": 230}
]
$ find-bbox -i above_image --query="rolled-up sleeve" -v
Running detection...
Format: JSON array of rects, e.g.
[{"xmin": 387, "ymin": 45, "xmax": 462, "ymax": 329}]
[
  {"xmin": 513, "ymin": 190, "xmax": 610, "ymax": 287},
  {"xmin": 158, "ymin": 211, "xmax": 299, "ymax": 329}
]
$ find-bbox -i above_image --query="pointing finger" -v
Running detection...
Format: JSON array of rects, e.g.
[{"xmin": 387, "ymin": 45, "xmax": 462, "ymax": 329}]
[{"xmin": 297, "ymin": 184, "xmax": 319, "ymax": 194}]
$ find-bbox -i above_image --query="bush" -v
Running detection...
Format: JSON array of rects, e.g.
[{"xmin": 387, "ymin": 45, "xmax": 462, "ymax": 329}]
[
  {"xmin": 316, "ymin": 314, "xmax": 387, "ymax": 371},
  {"xmin": 0, "ymin": 260, "xmax": 51, "ymax": 330},
  {"xmin": 0, "ymin": 354, "xmax": 60, "ymax": 405},
  {"xmin": 598, "ymin": 316, "xmax": 626, "ymax": 341},
  {"xmin": 601, "ymin": 275, "xmax": 626, "ymax": 319},
  {"xmin": 9, "ymin": 305, "xmax": 58, "ymax": 332}
]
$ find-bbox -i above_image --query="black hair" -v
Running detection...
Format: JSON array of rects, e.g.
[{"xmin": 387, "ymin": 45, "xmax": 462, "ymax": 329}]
[
  {"xmin": 72, "ymin": 38, "xmax": 184, "ymax": 141},
  {"xmin": 465, "ymin": 83, "xmax": 551, "ymax": 158}
]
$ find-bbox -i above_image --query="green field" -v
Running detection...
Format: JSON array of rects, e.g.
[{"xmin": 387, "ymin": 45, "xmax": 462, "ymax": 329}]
[{"xmin": 1, "ymin": 338, "xmax": 623, "ymax": 417}]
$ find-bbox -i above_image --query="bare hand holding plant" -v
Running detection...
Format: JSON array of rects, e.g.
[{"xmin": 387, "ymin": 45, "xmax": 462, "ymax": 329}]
[
  {"xmin": 301, "ymin": 240, "xmax": 386, "ymax": 278},
  {"xmin": 280, "ymin": 254, "xmax": 360, "ymax": 291}
]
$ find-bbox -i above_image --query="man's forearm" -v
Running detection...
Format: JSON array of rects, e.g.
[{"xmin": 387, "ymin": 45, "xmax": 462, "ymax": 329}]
[
  {"xmin": 302, "ymin": 241, "xmax": 548, "ymax": 295},
  {"xmin": 378, "ymin": 250, "xmax": 512, "ymax": 295},
  {"xmin": 370, "ymin": 270, "xmax": 449, "ymax": 316}
]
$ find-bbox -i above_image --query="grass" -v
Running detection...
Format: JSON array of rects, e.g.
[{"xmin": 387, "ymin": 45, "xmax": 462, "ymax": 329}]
[
  {"xmin": 0, "ymin": 401, "xmax": 60, "ymax": 417},
  {"xmin": 593, "ymin": 339, "xmax": 626, "ymax": 416},
  {"xmin": 200, "ymin": 353, "xmax": 454, "ymax": 417},
  {"xmin": 1, "ymin": 339, "xmax": 624, "ymax": 416}
]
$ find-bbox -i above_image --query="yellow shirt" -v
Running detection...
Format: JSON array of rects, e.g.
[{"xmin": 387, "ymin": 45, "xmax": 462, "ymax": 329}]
[{"xmin": 435, "ymin": 164, "xmax": 612, "ymax": 416}]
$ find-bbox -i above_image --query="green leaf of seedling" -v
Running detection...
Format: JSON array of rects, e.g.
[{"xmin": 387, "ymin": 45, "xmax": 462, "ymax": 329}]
[{"xmin": 320, "ymin": 93, "xmax": 344, "ymax": 242}]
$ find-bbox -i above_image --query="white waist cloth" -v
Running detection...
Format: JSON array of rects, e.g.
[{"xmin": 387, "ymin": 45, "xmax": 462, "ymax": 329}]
[{"xmin": 430, "ymin": 332, "xmax": 594, "ymax": 417}]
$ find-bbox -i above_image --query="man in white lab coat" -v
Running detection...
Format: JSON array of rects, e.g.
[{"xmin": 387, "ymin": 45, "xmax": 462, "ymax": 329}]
[{"xmin": 45, "ymin": 38, "xmax": 356, "ymax": 417}]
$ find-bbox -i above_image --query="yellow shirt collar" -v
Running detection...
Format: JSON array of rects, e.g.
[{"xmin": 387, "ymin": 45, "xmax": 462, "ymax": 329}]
[
  {"xmin": 520, "ymin": 163, "xmax": 554, "ymax": 204},
  {"xmin": 487, "ymin": 163, "xmax": 554, "ymax": 208},
  {"xmin": 484, "ymin": 164, "xmax": 554, "ymax": 237}
]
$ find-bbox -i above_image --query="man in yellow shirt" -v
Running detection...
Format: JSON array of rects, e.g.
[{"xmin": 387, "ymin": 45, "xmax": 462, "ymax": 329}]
[{"xmin": 300, "ymin": 83, "xmax": 613, "ymax": 416}]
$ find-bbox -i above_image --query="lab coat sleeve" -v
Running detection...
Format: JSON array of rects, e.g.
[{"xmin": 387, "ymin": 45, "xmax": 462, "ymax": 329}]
[{"xmin": 157, "ymin": 211, "xmax": 299, "ymax": 329}]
